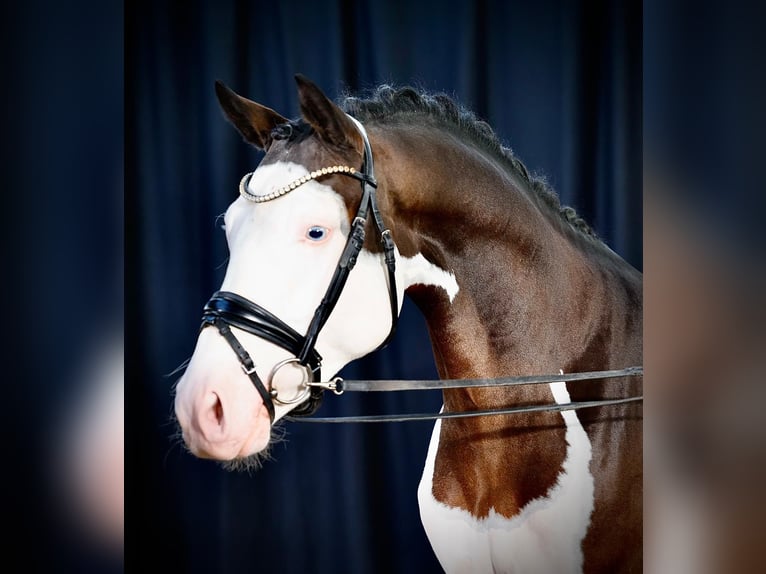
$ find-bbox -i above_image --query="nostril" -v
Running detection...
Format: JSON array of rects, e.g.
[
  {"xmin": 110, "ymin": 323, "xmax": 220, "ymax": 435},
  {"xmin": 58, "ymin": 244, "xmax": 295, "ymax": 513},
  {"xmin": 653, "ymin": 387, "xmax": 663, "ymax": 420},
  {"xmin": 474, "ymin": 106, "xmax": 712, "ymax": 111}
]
[
  {"xmin": 213, "ymin": 395, "xmax": 223, "ymax": 424},
  {"xmin": 181, "ymin": 384, "xmax": 270, "ymax": 459},
  {"xmin": 194, "ymin": 392, "xmax": 227, "ymax": 439},
  {"xmin": 203, "ymin": 392, "xmax": 225, "ymax": 430}
]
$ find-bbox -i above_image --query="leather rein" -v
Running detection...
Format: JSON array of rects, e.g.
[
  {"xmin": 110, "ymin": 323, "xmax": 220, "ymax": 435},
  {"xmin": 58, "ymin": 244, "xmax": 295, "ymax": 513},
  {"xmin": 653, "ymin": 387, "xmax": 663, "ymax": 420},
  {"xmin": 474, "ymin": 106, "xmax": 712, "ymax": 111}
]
[{"xmin": 200, "ymin": 115, "xmax": 643, "ymax": 425}]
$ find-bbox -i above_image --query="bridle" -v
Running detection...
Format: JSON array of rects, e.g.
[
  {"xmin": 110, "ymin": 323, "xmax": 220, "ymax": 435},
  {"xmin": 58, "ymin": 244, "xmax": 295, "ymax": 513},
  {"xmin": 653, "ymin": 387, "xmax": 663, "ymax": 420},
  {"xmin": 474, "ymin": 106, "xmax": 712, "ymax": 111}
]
[
  {"xmin": 201, "ymin": 115, "xmax": 398, "ymax": 422},
  {"xmin": 200, "ymin": 115, "xmax": 643, "ymax": 425}
]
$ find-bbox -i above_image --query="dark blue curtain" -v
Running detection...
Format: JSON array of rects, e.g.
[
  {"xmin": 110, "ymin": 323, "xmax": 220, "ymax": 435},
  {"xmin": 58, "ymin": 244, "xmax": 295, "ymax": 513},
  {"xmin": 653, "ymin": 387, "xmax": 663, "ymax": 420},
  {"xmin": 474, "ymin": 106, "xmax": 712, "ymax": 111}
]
[{"xmin": 127, "ymin": 1, "xmax": 641, "ymax": 573}]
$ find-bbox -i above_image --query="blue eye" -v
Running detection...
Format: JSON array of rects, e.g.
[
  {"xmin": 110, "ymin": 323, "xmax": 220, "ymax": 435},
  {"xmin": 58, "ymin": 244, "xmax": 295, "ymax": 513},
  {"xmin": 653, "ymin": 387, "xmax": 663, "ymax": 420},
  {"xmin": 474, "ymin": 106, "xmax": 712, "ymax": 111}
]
[{"xmin": 306, "ymin": 226, "xmax": 328, "ymax": 241}]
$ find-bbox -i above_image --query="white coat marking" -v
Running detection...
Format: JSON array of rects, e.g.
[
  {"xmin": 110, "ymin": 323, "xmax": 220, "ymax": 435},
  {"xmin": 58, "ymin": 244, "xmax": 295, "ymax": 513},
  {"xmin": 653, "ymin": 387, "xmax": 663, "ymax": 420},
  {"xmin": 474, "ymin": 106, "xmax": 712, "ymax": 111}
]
[
  {"xmin": 417, "ymin": 377, "xmax": 594, "ymax": 573},
  {"xmin": 398, "ymin": 252, "xmax": 460, "ymax": 303}
]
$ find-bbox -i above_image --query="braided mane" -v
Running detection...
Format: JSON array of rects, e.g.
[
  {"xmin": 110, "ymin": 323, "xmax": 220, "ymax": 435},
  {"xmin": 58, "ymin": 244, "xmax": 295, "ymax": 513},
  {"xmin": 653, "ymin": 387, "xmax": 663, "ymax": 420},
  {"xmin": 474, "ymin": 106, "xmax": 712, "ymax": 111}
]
[{"xmin": 340, "ymin": 85, "xmax": 600, "ymax": 241}]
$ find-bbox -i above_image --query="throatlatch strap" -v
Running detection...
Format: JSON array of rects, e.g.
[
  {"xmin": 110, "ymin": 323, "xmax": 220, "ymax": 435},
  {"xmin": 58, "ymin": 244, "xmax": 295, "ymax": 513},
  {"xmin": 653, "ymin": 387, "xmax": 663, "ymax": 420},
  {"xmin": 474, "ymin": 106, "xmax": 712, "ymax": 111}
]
[{"xmin": 370, "ymin": 196, "xmax": 398, "ymax": 350}]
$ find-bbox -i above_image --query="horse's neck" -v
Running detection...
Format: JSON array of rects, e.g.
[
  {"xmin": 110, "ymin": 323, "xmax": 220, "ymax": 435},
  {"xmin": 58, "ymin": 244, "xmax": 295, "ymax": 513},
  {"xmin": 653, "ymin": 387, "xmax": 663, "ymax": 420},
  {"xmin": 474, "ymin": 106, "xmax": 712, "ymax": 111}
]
[
  {"xmin": 414, "ymin": 239, "xmax": 641, "ymax": 385},
  {"xmin": 375, "ymin": 125, "xmax": 642, "ymax": 544},
  {"xmin": 377, "ymin": 126, "xmax": 642, "ymax": 389}
]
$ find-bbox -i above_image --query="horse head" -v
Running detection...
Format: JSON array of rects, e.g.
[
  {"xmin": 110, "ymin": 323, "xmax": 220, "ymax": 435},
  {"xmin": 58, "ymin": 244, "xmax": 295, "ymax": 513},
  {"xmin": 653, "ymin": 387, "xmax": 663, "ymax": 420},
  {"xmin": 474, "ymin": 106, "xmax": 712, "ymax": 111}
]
[{"xmin": 174, "ymin": 76, "xmax": 402, "ymax": 464}]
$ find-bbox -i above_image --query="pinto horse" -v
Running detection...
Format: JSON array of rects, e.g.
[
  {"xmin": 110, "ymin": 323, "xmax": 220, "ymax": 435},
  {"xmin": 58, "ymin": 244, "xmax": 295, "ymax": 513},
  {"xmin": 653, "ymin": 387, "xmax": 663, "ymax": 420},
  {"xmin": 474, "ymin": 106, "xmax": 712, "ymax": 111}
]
[{"xmin": 174, "ymin": 75, "xmax": 642, "ymax": 573}]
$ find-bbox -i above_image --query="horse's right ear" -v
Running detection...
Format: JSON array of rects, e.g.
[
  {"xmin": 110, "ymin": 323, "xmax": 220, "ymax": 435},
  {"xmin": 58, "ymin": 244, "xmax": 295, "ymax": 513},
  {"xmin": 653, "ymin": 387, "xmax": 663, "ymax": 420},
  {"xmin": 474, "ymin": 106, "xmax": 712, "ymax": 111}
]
[{"xmin": 214, "ymin": 81, "xmax": 288, "ymax": 150}]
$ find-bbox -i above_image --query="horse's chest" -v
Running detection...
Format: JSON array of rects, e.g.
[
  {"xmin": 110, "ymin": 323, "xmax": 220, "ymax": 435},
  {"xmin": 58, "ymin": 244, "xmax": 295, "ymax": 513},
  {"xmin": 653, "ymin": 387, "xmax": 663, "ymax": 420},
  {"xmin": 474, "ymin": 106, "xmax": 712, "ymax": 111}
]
[{"xmin": 417, "ymin": 384, "xmax": 595, "ymax": 573}]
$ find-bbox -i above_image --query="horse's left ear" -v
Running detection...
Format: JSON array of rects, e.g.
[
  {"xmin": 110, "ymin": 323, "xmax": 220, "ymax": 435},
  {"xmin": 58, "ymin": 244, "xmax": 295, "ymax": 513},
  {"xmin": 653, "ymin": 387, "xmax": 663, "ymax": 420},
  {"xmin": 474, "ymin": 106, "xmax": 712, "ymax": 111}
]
[{"xmin": 295, "ymin": 74, "xmax": 362, "ymax": 152}]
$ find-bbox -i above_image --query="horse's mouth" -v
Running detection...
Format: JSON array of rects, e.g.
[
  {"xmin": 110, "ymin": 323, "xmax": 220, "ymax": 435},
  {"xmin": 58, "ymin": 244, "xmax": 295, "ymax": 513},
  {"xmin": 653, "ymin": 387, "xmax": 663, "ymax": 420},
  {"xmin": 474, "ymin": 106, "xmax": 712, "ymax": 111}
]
[{"xmin": 218, "ymin": 421, "xmax": 286, "ymax": 473}]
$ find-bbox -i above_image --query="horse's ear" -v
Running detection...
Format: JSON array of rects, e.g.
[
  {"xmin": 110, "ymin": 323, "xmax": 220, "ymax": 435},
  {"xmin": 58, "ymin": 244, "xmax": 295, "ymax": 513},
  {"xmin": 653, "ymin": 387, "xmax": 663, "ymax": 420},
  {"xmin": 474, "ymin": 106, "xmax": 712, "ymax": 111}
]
[
  {"xmin": 295, "ymin": 74, "xmax": 362, "ymax": 152},
  {"xmin": 214, "ymin": 81, "xmax": 288, "ymax": 150}
]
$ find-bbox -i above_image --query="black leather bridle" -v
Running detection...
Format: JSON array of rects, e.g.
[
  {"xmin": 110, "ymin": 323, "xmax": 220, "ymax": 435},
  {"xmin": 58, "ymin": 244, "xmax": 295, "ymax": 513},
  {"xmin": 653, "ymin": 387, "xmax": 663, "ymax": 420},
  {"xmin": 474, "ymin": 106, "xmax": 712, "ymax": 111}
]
[
  {"xmin": 200, "ymin": 115, "xmax": 398, "ymax": 422},
  {"xmin": 200, "ymin": 115, "xmax": 643, "ymax": 425}
]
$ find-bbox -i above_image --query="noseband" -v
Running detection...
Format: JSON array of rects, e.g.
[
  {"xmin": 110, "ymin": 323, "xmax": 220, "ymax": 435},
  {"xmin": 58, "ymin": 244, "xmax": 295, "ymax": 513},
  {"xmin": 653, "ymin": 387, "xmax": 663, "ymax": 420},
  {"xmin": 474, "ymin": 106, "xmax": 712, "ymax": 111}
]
[{"xmin": 201, "ymin": 115, "xmax": 398, "ymax": 422}]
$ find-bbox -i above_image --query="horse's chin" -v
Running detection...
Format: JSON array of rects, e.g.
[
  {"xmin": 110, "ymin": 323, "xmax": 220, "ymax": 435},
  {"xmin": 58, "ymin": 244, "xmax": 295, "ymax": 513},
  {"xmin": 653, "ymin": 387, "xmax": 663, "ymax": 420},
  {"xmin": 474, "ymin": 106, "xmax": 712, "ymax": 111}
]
[
  {"xmin": 219, "ymin": 421, "xmax": 285, "ymax": 473},
  {"xmin": 213, "ymin": 414, "xmax": 273, "ymax": 461}
]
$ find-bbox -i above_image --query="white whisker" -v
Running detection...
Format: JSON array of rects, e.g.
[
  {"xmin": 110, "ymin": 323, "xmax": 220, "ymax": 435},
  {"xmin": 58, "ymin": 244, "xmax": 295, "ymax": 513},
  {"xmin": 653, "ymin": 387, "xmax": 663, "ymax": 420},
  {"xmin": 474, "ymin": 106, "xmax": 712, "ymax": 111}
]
[{"xmin": 164, "ymin": 357, "xmax": 191, "ymax": 379}]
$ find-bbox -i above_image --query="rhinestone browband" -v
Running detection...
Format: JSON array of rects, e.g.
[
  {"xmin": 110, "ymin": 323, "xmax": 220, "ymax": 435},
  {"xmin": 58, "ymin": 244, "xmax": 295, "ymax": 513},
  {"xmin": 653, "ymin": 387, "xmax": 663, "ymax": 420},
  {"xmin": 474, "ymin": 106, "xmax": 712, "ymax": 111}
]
[{"xmin": 239, "ymin": 165, "xmax": 358, "ymax": 203}]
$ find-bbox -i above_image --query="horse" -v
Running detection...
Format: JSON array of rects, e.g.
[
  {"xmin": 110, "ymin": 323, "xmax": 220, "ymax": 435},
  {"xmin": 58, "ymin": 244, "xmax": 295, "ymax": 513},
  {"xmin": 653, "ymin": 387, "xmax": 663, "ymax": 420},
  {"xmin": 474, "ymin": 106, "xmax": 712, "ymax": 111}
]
[{"xmin": 173, "ymin": 74, "xmax": 643, "ymax": 573}]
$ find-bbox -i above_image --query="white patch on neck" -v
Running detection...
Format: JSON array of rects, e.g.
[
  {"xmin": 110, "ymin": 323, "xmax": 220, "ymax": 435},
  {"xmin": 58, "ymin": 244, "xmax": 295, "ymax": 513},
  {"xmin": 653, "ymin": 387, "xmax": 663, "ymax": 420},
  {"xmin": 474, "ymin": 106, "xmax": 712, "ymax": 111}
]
[
  {"xmin": 417, "ymin": 379, "xmax": 594, "ymax": 573},
  {"xmin": 398, "ymin": 252, "xmax": 459, "ymax": 302}
]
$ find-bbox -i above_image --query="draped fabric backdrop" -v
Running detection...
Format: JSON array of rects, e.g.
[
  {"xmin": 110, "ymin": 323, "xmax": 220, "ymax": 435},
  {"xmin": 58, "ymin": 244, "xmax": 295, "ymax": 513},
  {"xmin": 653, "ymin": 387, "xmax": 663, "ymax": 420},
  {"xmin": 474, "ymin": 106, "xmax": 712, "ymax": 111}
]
[{"xmin": 127, "ymin": 1, "xmax": 641, "ymax": 572}]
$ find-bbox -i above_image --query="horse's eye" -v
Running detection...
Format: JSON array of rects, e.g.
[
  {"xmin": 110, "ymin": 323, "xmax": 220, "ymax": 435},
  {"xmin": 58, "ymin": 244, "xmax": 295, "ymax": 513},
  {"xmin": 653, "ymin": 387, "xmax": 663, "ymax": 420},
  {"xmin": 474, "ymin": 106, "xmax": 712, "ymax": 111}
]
[{"xmin": 306, "ymin": 226, "xmax": 328, "ymax": 241}]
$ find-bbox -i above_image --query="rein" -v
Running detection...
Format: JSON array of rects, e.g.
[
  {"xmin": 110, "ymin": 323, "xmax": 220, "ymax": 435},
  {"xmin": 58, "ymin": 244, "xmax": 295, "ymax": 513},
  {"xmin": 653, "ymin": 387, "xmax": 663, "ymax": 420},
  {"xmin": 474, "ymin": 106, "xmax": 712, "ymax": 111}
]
[{"xmin": 288, "ymin": 366, "xmax": 643, "ymax": 423}]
